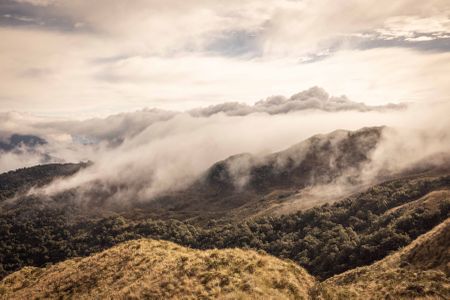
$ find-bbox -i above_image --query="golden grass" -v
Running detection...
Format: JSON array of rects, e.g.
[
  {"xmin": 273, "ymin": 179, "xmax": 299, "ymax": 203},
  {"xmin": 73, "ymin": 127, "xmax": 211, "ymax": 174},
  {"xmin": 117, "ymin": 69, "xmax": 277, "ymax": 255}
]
[
  {"xmin": 0, "ymin": 239, "xmax": 315, "ymax": 300},
  {"xmin": 384, "ymin": 190, "xmax": 450, "ymax": 216},
  {"xmin": 1, "ymin": 219, "xmax": 449, "ymax": 299},
  {"xmin": 312, "ymin": 218, "xmax": 450, "ymax": 299}
]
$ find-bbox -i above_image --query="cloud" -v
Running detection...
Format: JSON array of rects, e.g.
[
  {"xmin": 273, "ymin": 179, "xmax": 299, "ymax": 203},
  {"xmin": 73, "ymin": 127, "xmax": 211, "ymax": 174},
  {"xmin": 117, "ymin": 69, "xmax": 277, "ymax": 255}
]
[
  {"xmin": 0, "ymin": 0, "xmax": 449, "ymax": 205},
  {"xmin": 1, "ymin": 93, "xmax": 448, "ymax": 208},
  {"xmin": 38, "ymin": 110, "xmax": 399, "ymax": 201},
  {"xmin": 14, "ymin": 0, "xmax": 56, "ymax": 6},
  {"xmin": 0, "ymin": 1, "xmax": 449, "ymax": 116},
  {"xmin": 0, "ymin": 86, "xmax": 409, "ymax": 194},
  {"xmin": 29, "ymin": 99, "xmax": 449, "ymax": 207},
  {"xmin": 261, "ymin": 0, "xmax": 450, "ymax": 56},
  {"xmin": 0, "ymin": 87, "xmax": 405, "ymax": 152},
  {"xmin": 190, "ymin": 87, "xmax": 406, "ymax": 117},
  {"xmin": 360, "ymin": 101, "xmax": 450, "ymax": 181}
]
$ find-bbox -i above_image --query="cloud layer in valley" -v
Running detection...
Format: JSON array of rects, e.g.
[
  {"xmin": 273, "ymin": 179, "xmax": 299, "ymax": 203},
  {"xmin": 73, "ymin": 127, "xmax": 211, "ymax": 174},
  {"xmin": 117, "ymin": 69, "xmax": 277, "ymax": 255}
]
[
  {"xmin": 1, "ymin": 90, "xmax": 448, "ymax": 206},
  {"xmin": 0, "ymin": 1, "xmax": 449, "ymax": 207},
  {"xmin": 0, "ymin": 86, "xmax": 406, "ymax": 172}
]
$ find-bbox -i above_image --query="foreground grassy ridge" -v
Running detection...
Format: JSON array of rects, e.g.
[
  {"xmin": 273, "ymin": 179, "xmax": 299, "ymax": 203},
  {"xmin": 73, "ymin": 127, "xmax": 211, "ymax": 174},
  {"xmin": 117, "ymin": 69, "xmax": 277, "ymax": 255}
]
[
  {"xmin": 1, "ymin": 219, "xmax": 449, "ymax": 299},
  {"xmin": 313, "ymin": 218, "xmax": 450, "ymax": 299},
  {"xmin": 0, "ymin": 239, "xmax": 315, "ymax": 300}
]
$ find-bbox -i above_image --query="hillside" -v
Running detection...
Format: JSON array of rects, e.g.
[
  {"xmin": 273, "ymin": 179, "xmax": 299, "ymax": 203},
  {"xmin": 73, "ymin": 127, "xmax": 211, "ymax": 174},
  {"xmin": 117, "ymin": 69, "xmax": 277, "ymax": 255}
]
[
  {"xmin": 144, "ymin": 126, "xmax": 384, "ymax": 216},
  {"xmin": 314, "ymin": 218, "xmax": 450, "ymax": 299},
  {"xmin": 0, "ymin": 239, "xmax": 315, "ymax": 300},
  {"xmin": 0, "ymin": 162, "xmax": 90, "ymax": 202},
  {"xmin": 2, "ymin": 126, "xmax": 448, "ymax": 221},
  {"xmin": 1, "ymin": 219, "xmax": 448, "ymax": 299},
  {"xmin": 0, "ymin": 127, "xmax": 387, "ymax": 221},
  {"xmin": 1, "ymin": 172, "xmax": 448, "ymax": 280},
  {"xmin": 0, "ymin": 127, "xmax": 449, "ymax": 284}
]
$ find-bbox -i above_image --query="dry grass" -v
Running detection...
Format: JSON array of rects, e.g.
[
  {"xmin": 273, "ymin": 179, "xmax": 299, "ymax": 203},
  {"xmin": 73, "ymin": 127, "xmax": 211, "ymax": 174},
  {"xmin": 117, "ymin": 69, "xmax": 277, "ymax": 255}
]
[
  {"xmin": 1, "ymin": 219, "xmax": 449, "ymax": 299},
  {"xmin": 384, "ymin": 190, "xmax": 450, "ymax": 216},
  {"xmin": 0, "ymin": 239, "xmax": 315, "ymax": 300},
  {"xmin": 312, "ymin": 218, "xmax": 450, "ymax": 299}
]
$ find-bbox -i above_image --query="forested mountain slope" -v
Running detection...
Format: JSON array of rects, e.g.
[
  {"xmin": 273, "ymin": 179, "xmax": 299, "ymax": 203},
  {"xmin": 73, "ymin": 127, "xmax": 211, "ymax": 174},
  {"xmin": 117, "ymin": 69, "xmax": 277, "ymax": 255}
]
[
  {"xmin": 144, "ymin": 127, "xmax": 384, "ymax": 216},
  {"xmin": 0, "ymin": 162, "xmax": 89, "ymax": 202},
  {"xmin": 1, "ymin": 173, "xmax": 448, "ymax": 280}
]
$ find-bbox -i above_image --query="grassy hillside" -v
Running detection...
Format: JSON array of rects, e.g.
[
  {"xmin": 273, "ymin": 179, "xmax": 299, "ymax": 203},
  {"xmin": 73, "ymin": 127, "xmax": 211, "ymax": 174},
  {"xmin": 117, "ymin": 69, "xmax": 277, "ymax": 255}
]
[
  {"xmin": 0, "ymin": 239, "xmax": 315, "ymax": 300},
  {"xmin": 1, "ymin": 219, "xmax": 448, "ymax": 299},
  {"xmin": 313, "ymin": 218, "xmax": 450, "ymax": 299}
]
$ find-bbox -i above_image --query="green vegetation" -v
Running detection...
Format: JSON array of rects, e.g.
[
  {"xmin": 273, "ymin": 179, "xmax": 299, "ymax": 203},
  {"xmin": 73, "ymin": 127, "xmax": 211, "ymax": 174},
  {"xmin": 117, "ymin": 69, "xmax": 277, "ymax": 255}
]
[
  {"xmin": 1, "ymin": 219, "xmax": 448, "ymax": 299},
  {"xmin": 1, "ymin": 174, "xmax": 449, "ymax": 280},
  {"xmin": 0, "ymin": 163, "xmax": 89, "ymax": 201},
  {"xmin": 313, "ymin": 218, "xmax": 450, "ymax": 299}
]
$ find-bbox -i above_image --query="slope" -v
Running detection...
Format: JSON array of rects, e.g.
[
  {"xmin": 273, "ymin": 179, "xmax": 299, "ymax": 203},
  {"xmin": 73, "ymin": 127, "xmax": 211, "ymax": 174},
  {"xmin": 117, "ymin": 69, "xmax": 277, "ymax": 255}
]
[
  {"xmin": 0, "ymin": 173, "xmax": 448, "ymax": 280},
  {"xmin": 314, "ymin": 218, "xmax": 450, "ymax": 299},
  {"xmin": 143, "ymin": 126, "xmax": 384, "ymax": 217},
  {"xmin": 0, "ymin": 162, "xmax": 90, "ymax": 202},
  {"xmin": 1, "ymin": 218, "xmax": 449, "ymax": 299},
  {"xmin": 0, "ymin": 239, "xmax": 316, "ymax": 300}
]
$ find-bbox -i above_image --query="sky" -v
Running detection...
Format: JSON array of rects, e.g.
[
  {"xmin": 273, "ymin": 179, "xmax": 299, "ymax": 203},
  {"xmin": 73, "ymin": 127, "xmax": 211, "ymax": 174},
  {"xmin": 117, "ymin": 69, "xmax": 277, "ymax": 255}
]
[
  {"xmin": 0, "ymin": 0, "xmax": 449, "ymax": 118},
  {"xmin": 0, "ymin": 0, "xmax": 449, "ymax": 202}
]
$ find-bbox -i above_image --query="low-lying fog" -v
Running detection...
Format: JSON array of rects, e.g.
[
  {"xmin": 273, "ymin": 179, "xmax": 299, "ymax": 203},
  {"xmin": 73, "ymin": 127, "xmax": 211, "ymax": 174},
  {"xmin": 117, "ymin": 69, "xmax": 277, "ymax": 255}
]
[{"xmin": 1, "ymin": 87, "xmax": 449, "ymax": 203}]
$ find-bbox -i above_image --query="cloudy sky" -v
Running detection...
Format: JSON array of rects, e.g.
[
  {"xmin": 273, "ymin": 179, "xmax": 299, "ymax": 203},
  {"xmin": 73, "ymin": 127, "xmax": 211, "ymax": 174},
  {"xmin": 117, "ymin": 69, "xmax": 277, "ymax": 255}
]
[{"xmin": 0, "ymin": 0, "xmax": 449, "ymax": 118}]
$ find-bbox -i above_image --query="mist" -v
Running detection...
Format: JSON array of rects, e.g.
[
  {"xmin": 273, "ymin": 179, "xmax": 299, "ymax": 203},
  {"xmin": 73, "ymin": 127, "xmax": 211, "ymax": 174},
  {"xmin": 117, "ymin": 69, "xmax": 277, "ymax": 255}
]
[
  {"xmin": 1, "ymin": 88, "xmax": 449, "ymax": 206},
  {"xmin": 39, "ymin": 110, "xmax": 399, "ymax": 200}
]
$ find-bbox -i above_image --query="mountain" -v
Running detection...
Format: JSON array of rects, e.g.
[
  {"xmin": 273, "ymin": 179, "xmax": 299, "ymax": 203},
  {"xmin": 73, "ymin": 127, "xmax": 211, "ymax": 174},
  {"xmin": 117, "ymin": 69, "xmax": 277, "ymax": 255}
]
[
  {"xmin": 143, "ymin": 126, "xmax": 384, "ymax": 218},
  {"xmin": 314, "ymin": 218, "xmax": 450, "ymax": 299},
  {"xmin": 1, "ymin": 219, "xmax": 448, "ymax": 299},
  {"xmin": 3, "ymin": 126, "xmax": 448, "ymax": 221},
  {"xmin": 0, "ymin": 133, "xmax": 57, "ymax": 170},
  {"xmin": 0, "ymin": 126, "xmax": 387, "ymax": 221},
  {"xmin": 144, "ymin": 125, "xmax": 450, "ymax": 221},
  {"xmin": 0, "ymin": 134, "xmax": 47, "ymax": 152},
  {"xmin": 1, "ymin": 172, "xmax": 448, "ymax": 280},
  {"xmin": 0, "ymin": 239, "xmax": 315, "ymax": 299},
  {"xmin": 0, "ymin": 162, "xmax": 90, "ymax": 202},
  {"xmin": 0, "ymin": 126, "xmax": 449, "ymax": 285}
]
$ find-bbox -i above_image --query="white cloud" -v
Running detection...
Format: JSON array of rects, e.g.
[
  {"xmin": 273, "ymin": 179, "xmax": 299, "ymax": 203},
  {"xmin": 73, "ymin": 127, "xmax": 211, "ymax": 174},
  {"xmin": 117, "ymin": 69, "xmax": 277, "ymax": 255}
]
[
  {"xmin": 0, "ymin": 0, "xmax": 449, "ymax": 116},
  {"xmin": 23, "ymin": 100, "xmax": 449, "ymax": 204},
  {"xmin": 14, "ymin": 0, "xmax": 56, "ymax": 6},
  {"xmin": 37, "ymin": 109, "xmax": 407, "ymax": 200},
  {"xmin": 190, "ymin": 87, "xmax": 405, "ymax": 117},
  {"xmin": 376, "ymin": 15, "xmax": 450, "ymax": 40}
]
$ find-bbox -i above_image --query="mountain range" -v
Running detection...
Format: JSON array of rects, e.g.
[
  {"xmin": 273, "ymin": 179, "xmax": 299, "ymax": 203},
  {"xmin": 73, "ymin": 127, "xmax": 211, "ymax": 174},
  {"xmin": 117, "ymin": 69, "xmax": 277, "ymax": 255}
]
[{"xmin": 0, "ymin": 126, "xmax": 449, "ymax": 299}]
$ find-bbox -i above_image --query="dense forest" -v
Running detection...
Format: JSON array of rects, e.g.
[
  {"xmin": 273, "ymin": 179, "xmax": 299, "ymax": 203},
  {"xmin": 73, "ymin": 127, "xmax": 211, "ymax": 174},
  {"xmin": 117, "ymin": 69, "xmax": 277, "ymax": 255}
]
[
  {"xmin": 0, "ymin": 163, "xmax": 89, "ymax": 201},
  {"xmin": 1, "ymin": 174, "xmax": 449, "ymax": 280}
]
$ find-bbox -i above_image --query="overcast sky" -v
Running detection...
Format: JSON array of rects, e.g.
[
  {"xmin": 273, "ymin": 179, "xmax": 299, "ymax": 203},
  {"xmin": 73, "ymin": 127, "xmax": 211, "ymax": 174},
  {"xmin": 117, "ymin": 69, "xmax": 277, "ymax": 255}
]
[{"xmin": 0, "ymin": 0, "xmax": 449, "ymax": 118}]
